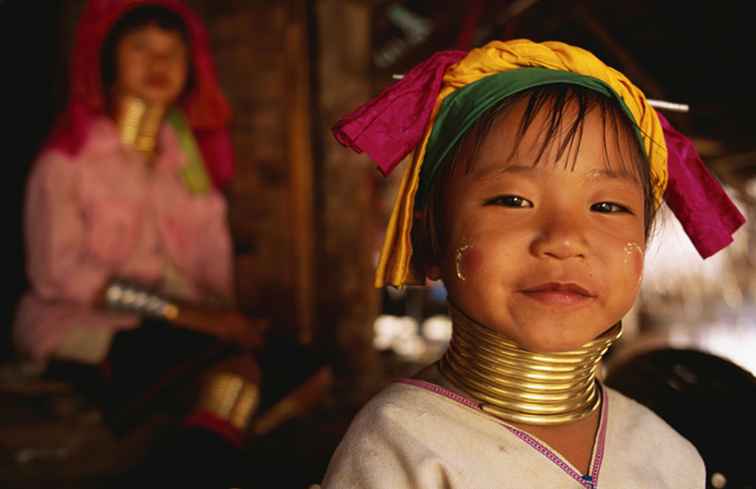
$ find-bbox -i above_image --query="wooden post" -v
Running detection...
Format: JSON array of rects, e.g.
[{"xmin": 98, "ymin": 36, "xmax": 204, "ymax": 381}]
[
  {"xmin": 315, "ymin": 0, "xmax": 383, "ymax": 404},
  {"xmin": 195, "ymin": 1, "xmax": 308, "ymax": 338},
  {"xmin": 285, "ymin": 0, "xmax": 316, "ymax": 345}
]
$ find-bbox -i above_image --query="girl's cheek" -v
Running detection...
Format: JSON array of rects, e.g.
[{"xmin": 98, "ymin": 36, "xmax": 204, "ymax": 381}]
[
  {"xmin": 623, "ymin": 242, "xmax": 645, "ymax": 286},
  {"xmin": 455, "ymin": 243, "xmax": 482, "ymax": 281}
]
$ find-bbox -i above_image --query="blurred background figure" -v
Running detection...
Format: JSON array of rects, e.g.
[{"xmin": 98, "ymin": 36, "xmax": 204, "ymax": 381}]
[{"xmin": 10, "ymin": 0, "xmax": 266, "ymax": 485}]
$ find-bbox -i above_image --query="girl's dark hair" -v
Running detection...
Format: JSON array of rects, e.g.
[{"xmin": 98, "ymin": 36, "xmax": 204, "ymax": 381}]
[
  {"xmin": 412, "ymin": 84, "xmax": 658, "ymax": 276},
  {"xmin": 101, "ymin": 5, "xmax": 193, "ymax": 94}
]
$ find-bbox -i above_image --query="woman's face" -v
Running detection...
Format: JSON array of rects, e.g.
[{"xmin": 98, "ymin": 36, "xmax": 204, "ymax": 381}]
[
  {"xmin": 114, "ymin": 23, "xmax": 188, "ymax": 106},
  {"xmin": 432, "ymin": 98, "xmax": 647, "ymax": 353}
]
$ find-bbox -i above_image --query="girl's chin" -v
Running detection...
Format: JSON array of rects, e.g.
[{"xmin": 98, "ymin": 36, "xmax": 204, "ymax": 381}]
[
  {"xmin": 126, "ymin": 88, "xmax": 181, "ymax": 106},
  {"xmin": 489, "ymin": 315, "xmax": 616, "ymax": 353}
]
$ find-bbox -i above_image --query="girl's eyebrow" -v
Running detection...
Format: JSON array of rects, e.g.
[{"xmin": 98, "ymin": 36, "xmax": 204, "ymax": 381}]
[
  {"xmin": 472, "ymin": 164, "xmax": 640, "ymax": 184},
  {"xmin": 472, "ymin": 164, "xmax": 537, "ymax": 181},
  {"xmin": 582, "ymin": 168, "xmax": 640, "ymax": 184}
]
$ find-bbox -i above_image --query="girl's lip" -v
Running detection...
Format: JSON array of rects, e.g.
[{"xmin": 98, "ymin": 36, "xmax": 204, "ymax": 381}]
[
  {"xmin": 522, "ymin": 282, "xmax": 594, "ymax": 296},
  {"xmin": 520, "ymin": 282, "xmax": 596, "ymax": 306},
  {"xmin": 145, "ymin": 75, "xmax": 170, "ymax": 88}
]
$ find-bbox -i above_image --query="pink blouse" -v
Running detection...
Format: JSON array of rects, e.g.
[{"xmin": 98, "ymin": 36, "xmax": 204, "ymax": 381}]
[{"xmin": 14, "ymin": 117, "xmax": 234, "ymax": 361}]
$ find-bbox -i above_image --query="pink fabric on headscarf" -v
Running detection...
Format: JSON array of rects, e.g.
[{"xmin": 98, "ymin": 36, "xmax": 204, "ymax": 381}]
[
  {"xmin": 44, "ymin": 0, "xmax": 234, "ymax": 189},
  {"xmin": 659, "ymin": 113, "xmax": 746, "ymax": 257},
  {"xmin": 332, "ymin": 50, "xmax": 466, "ymax": 176}
]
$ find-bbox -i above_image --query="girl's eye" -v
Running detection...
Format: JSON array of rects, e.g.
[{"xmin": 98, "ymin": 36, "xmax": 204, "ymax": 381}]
[
  {"xmin": 484, "ymin": 195, "xmax": 533, "ymax": 208},
  {"xmin": 591, "ymin": 202, "xmax": 631, "ymax": 214}
]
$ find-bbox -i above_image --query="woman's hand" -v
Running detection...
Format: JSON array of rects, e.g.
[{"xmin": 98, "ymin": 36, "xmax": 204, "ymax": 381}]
[
  {"xmin": 174, "ymin": 307, "xmax": 267, "ymax": 349},
  {"xmin": 97, "ymin": 279, "xmax": 267, "ymax": 349}
]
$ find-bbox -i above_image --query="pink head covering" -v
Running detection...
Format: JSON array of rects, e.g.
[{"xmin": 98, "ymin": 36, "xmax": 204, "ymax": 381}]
[{"xmin": 44, "ymin": 0, "xmax": 234, "ymax": 189}]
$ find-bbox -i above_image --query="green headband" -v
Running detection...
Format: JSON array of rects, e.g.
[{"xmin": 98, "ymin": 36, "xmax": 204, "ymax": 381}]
[{"xmin": 415, "ymin": 68, "xmax": 642, "ymax": 209}]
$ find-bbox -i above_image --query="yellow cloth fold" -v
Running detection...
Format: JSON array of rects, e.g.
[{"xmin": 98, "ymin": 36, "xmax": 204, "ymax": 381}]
[{"xmin": 376, "ymin": 39, "xmax": 667, "ymax": 288}]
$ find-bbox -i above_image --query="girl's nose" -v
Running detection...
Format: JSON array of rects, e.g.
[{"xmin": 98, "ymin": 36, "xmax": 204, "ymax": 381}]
[
  {"xmin": 529, "ymin": 214, "xmax": 588, "ymax": 260},
  {"xmin": 149, "ymin": 51, "xmax": 173, "ymax": 67},
  {"xmin": 148, "ymin": 47, "xmax": 182, "ymax": 69}
]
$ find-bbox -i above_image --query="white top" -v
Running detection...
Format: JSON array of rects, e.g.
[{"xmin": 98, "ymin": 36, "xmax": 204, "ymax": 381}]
[{"xmin": 318, "ymin": 380, "xmax": 705, "ymax": 488}]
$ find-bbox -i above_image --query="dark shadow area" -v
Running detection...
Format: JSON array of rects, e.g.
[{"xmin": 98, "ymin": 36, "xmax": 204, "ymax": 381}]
[
  {"xmin": 605, "ymin": 348, "xmax": 756, "ymax": 489},
  {"xmin": 0, "ymin": 0, "xmax": 66, "ymax": 362}
]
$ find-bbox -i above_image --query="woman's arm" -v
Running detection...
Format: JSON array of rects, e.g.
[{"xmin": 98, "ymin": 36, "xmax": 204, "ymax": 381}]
[{"xmin": 25, "ymin": 153, "xmax": 113, "ymax": 303}]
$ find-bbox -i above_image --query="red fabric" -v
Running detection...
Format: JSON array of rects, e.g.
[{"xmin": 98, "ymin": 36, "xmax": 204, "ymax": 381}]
[
  {"xmin": 659, "ymin": 113, "xmax": 746, "ymax": 258},
  {"xmin": 183, "ymin": 410, "xmax": 244, "ymax": 448},
  {"xmin": 332, "ymin": 50, "xmax": 466, "ymax": 176},
  {"xmin": 44, "ymin": 0, "xmax": 234, "ymax": 189}
]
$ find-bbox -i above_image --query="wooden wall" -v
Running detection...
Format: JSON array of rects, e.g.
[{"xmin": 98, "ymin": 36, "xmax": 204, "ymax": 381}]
[{"xmin": 190, "ymin": 0, "xmax": 382, "ymax": 401}]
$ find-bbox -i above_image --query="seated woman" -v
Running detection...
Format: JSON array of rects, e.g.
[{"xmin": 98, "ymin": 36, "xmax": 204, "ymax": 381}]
[{"xmin": 14, "ymin": 0, "xmax": 262, "ymax": 482}]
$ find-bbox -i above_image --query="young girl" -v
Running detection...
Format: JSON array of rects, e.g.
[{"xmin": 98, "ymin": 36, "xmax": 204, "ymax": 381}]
[
  {"xmin": 14, "ymin": 0, "xmax": 261, "ymax": 478},
  {"xmin": 319, "ymin": 39, "xmax": 745, "ymax": 488}
]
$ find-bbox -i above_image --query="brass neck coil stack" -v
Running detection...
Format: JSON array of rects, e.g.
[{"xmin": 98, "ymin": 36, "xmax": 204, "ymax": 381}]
[
  {"xmin": 439, "ymin": 303, "xmax": 621, "ymax": 426},
  {"xmin": 115, "ymin": 95, "xmax": 166, "ymax": 160}
]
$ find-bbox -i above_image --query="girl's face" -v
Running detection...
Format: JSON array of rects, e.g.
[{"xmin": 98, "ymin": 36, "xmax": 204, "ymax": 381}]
[
  {"xmin": 433, "ymin": 98, "xmax": 646, "ymax": 353},
  {"xmin": 114, "ymin": 24, "xmax": 188, "ymax": 106}
]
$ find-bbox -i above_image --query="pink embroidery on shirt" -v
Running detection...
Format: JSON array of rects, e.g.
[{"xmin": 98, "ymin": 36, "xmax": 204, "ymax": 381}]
[
  {"xmin": 590, "ymin": 388, "xmax": 609, "ymax": 486},
  {"xmin": 397, "ymin": 378, "xmax": 481, "ymax": 409},
  {"xmin": 397, "ymin": 378, "xmax": 608, "ymax": 488}
]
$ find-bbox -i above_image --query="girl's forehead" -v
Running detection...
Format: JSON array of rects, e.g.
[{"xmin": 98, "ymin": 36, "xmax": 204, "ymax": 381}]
[
  {"xmin": 466, "ymin": 97, "xmax": 643, "ymax": 181},
  {"xmin": 122, "ymin": 23, "xmax": 186, "ymax": 42}
]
